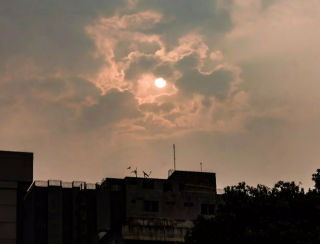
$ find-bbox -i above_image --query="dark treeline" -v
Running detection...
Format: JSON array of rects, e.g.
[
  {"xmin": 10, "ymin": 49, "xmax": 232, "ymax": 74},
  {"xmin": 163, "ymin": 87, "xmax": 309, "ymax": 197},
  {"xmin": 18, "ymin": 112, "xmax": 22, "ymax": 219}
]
[{"xmin": 185, "ymin": 169, "xmax": 320, "ymax": 244}]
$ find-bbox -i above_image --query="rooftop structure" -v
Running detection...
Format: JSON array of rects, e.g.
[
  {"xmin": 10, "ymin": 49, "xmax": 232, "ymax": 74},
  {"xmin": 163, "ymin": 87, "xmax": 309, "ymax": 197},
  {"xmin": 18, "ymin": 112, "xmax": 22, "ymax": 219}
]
[
  {"xmin": 0, "ymin": 150, "xmax": 33, "ymax": 244},
  {"xmin": 23, "ymin": 180, "xmax": 98, "ymax": 244},
  {"xmin": 96, "ymin": 170, "xmax": 222, "ymax": 244}
]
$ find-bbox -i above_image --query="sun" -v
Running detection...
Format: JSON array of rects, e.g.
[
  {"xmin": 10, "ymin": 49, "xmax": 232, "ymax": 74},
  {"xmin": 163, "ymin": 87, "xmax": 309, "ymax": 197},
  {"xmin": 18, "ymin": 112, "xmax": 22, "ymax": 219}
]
[{"xmin": 155, "ymin": 78, "xmax": 166, "ymax": 88}]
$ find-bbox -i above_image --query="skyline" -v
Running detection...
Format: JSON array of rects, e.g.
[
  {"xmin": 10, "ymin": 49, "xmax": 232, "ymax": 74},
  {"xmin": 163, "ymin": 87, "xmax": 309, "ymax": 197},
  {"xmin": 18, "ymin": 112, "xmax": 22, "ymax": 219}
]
[{"xmin": 1, "ymin": 0, "xmax": 320, "ymax": 190}]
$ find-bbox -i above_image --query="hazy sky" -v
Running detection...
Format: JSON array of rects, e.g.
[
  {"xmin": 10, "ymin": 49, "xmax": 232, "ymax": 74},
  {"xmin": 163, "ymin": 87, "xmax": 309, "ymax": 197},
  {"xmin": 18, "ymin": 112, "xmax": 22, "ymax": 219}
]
[{"xmin": 1, "ymin": 0, "xmax": 320, "ymax": 190}]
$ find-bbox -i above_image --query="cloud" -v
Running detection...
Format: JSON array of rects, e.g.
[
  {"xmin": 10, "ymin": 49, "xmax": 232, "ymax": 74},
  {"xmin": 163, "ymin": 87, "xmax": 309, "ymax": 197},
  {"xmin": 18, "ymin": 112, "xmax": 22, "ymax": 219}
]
[
  {"xmin": 139, "ymin": 102, "xmax": 175, "ymax": 114},
  {"xmin": 2, "ymin": 0, "xmax": 320, "ymax": 191},
  {"xmin": 134, "ymin": 0, "xmax": 234, "ymax": 50},
  {"xmin": 175, "ymin": 68, "xmax": 235, "ymax": 100},
  {"xmin": 78, "ymin": 88, "xmax": 143, "ymax": 131}
]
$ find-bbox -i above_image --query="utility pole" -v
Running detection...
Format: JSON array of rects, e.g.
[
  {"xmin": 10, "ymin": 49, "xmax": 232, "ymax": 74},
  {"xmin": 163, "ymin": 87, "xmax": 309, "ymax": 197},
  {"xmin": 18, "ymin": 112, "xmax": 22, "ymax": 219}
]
[{"xmin": 173, "ymin": 144, "xmax": 176, "ymax": 171}]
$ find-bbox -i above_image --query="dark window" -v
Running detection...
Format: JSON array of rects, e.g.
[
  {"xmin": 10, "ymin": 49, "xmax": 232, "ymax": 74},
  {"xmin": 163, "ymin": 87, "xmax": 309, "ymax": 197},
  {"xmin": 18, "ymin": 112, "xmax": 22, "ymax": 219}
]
[
  {"xmin": 37, "ymin": 223, "xmax": 46, "ymax": 230},
  {"xmin": 111, "ymin": 185, "xmax": 122, "ymax": 191},
  {"xmin": 129, "ymin": 180, "xmax": 138, "ymax": 185},
  {"xmin": 184, "ymin": 202, "xmax": 194, "ymax": 207},
  {"xmin": 115, "ymin": 203, "xmax": 122, "ymax": 212},
  {"xmin": 166, "ymin": 201, "xmax": 175, "ymax": 205},
  {"xmin": 143, "ymin": 181, "xmax": 154, "ymax": 189},
  {"xmin": 163, "ymin": 183, "xmax": 173, "ymax": 192},
  {"xmin": 201, "ymin": 204, "xmax": 215, "ymax": 215},
  {"xmin": 131, "ymin": 199, "xmax": 136, "ymax": 204},
  {"xmin": 144, "ymin": 201, "xmax": 159, "ymax": 212},
  {"xmin": 179, "ymin": 184, "xmax": 184, "ymax": 191},
  {"xmin": 37, "ymin": 200, "xmax": 43, "ymax": 208}
]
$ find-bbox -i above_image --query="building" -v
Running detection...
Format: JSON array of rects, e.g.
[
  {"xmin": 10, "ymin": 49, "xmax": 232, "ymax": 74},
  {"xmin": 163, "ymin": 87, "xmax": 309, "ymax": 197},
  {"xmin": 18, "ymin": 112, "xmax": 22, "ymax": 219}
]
[
  {"xmin": 23, "ymin": 180, "xmax": 98, "ymax": 244},
  {"xmin": 96, "ymin": 170, "xmax": 223, "ymax": 244},
  {"xmin": 0, "ymin": 149, "xmax": 224, "ymax": 244},
  {"xmin": 0, "ymin": 150, "xmax": 33, "ymax": 244}
]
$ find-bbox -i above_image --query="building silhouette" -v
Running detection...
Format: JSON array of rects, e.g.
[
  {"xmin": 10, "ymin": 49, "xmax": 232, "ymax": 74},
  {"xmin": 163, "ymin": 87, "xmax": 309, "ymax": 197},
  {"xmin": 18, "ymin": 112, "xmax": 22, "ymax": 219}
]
[
  {"xmin": 95, "ymin": 171, "xmax": 223, "ymax": 243},
  {"xmin": 0, "ymin": 150, "xmax": 223, "ymax": 244},
  {"xmin": 0, "ymin": 150, "xmax": 33, "ymax": 244},
  {"xmin": 23, "ymin": 180, "xmax": 97, "ymax": 244}
]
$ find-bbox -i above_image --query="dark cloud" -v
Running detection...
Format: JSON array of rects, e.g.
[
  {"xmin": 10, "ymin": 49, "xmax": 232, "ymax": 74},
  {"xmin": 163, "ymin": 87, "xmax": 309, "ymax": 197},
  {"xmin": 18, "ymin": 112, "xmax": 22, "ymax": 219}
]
[
  {"xmin": 245, "ymin": 116, "xmax": 287, "ymax": 135},
  {"xmin": 176, "ymin": 53, "xmax": 201, "ymax": 71},
  {"xmin": 114, "ymin": 40, "xmax": 161, "ymax": 62},
  {"xmin": 139, "ymin": 102, "xmax": 175, "ymax": 114},
  {"xmin": 37, "ymin": 78, "xmax": 67, "ymax": 96},
  {"xmin": 153, "ymin": 62, "xmax": 175, "ymax": 81},
  {"xmin": 260, "ymin": 0, "xmax": 278, "ymax": 10},
  {"xmin": 124, "ymin": 55, "xmax": 161, "ymax": 80},
  {"xmin": 134, "ymin": 0, "xmax": 234, "ymax": 50},
  {"xmin": 79, "ymin": 88, "xmax": 143, "ymax": 131},
  {"xmin": 163, "ymin": 112, "xmax": 183, "ymax": 122},
  {"xmin": 175, "ymin": 68, "xmax": 234, "ymax": 100},
  {"xmin": 0, "ymin": 0, "xmax": 127, "ymax": 75},
  {"xmin": 68, "ymin": 77, "xmax": 101, "ymax": 103},
  {"xmin": 202, "ymin": 97, "xmax": 212, "ymax": 107}
]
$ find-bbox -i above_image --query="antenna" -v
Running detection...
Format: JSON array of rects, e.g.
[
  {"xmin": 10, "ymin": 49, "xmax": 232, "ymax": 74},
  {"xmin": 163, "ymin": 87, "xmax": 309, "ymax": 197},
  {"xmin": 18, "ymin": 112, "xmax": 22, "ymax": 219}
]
[
  {"xmin": 200, "ymin": 162, "xmax": 202, "ymax": 172},
  {"xmin": 143, "ymin": 171, "xmax": 150, "ymax": 178},
  {"xmin": 130, "ymin": 167, "xmax": 138, "ymax": 178},
  {"xmin": 173, "ymin": 144, "xmax": 176, "ymax": 171}
]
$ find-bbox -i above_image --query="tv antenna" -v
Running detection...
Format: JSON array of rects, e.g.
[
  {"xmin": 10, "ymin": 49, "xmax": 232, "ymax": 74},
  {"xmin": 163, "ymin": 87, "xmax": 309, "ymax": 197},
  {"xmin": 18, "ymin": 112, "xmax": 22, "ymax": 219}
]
[
  {"xmin": 173, "ymin": 144, "xmax": 176, "ymax": 171},
  {"xmin": 128, "ymin": 167, "xmax": 137, "ymax": 177},
  {"xmin": 143, "ymin": 171, "xmax": 152, "ymax": 178}
]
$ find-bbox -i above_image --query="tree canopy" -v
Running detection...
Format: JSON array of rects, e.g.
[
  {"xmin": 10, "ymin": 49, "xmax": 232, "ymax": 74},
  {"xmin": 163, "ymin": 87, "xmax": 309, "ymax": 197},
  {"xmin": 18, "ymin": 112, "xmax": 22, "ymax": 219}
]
[{"xmin": 185, "ymin": 169, "xmax": 320, "ymax": 244}]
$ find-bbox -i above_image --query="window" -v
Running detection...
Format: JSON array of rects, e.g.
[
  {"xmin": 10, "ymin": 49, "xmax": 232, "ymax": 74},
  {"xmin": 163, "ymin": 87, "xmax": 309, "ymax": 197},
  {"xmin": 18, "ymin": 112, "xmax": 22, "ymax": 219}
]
[
  {"xmin": 37, "ymin": 223, "xmax": 46, "ymax": 230},
  {"xmin": 166, "ymin": 201, "xmax": 175, "ymax": 205},
  {"xmin": 37, "ymin": 200, "xmax": 43, "ymax": 208},
  {"xmin": 115, "ymin": 203, "xmax": 122, "ymax": 212},
  {"xmin": 201, "ymin": 204, "xmax": 215, "ymax": 215},
  {"xmin": 163, "ymin": 183, "xmax": 173, "ymax": 192},
  {"xmin": 131, "ymin": 199, "xmax": 136, "ymax": 204},
  {"xmin": 129, "ymin": 180, "xmax": 138, "ymax": 185},
  {"xmin": 184, "ymin": 202, "xmax": 194, "ymax": 207},
  {"xmin": 143, "ymin": 181, "xmax": 154, "ymax": 189},
  {"xmin": 111, "ymin": 185, "xmax": 122, "ymax": 191},
  {"xmin": 144, "ymin": 201, "xmax": 159, "ymax": 212},
  {"xmin": 179, "ymin": 184, "xmax": 184, "ymax": 191}
]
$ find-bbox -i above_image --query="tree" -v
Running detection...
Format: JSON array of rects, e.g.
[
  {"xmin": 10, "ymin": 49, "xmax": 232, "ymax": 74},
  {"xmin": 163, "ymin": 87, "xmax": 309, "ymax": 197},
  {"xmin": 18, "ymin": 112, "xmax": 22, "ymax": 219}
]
[
  {"xmin": 185, "ymin": 169, "xmax": 320, "ymax": 244},
  {"xmin": 312, "ymin": 169, "xmax": 320, "ymax": 191}
]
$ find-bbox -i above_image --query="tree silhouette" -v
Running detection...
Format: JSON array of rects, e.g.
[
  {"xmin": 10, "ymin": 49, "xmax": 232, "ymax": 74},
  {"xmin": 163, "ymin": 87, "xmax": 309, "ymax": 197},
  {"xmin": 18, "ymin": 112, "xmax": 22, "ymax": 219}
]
[
  {"xmin": 312, "ymin": 169, "xmax": 320, "ymax": 191},
  {"xmin": 185, "ymin": 169, "xmax": 320, "ymax": 244}
]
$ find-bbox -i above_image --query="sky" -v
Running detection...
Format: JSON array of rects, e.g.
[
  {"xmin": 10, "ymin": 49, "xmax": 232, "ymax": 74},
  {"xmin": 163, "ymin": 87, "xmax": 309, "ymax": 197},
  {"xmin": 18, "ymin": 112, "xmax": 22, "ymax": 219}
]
[{"xmin": 1, "ymin": 0, "xmax": 320, "ymax": 190}]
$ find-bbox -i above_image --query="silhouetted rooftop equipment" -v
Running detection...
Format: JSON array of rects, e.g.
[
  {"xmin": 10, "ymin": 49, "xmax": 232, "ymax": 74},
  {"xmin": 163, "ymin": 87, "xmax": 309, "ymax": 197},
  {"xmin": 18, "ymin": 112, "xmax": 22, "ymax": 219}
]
[
  {"xmin": 143, "ymin": 171, "xmax": 152, "ymax": 178},
  {"xmin": 173, "ymin": 144, "xmax": 176, "ymax": 171}
]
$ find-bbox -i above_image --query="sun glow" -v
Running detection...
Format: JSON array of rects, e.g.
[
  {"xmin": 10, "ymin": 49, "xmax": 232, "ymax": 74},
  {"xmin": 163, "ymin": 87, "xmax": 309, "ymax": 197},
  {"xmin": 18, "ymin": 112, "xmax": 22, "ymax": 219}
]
[{"xmin": 155, "ymin": 78, "xmax": 166, "ymax": 88}]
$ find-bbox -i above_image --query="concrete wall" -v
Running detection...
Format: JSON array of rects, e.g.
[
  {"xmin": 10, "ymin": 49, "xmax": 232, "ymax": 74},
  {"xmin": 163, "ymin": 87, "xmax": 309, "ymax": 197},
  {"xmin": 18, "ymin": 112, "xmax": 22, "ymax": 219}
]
[
  {"xmin": 0, "ymin": 150, "xmax": 33, "ymax": 244},
  {"xmin": 24, "ymin": 180, "xmax": 98, "ymax": 244},
  {"xmin": 0, "ymin": 181, "xmax": 18, "ymax": 244},
  {"xmin": 168, "ymin": 171, "xmax": 216, "ymax": 189},
  {"xmin": 0, "ymin": 151, "xmax": 33, "ymax": 182},
  {"xmin": 121, "ymin": 175, "xmax": 216, "ymax": 243},
  {"xmin": 23, "ymin": 183, "xmax": 36, "ymax": 244},
  {"xmin": 125, "ymin": 177, "xmax": 215, "ymax": 220},
  {"xmin": 48, "ymin": 181, "xmax": 63, "ymax": 244},
  {"xmin": 98, "ymin": 172, "xmax": 218, "ymax": 244}
]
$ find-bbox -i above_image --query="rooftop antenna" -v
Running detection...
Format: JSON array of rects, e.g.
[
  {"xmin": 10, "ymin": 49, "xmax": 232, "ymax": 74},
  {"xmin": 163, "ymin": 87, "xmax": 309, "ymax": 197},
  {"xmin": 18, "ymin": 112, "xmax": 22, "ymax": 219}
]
[
  {"xmin": 128, "ymin": 166, "xmax": 137, "ymax": 177},
  {"xmin": 200, "ymin": 162, "xmax": 202, "ymax": 172},
  {"xmin": 173, "ymin": 144, "xmax": 176, "ymax": 171},
  {"xmin": 143, "ymin": 171, "xmax": 151, "ymax": 178},
  {"xmin": 131, "ymin": 167, "xmax": 137, "ymax": 178}
]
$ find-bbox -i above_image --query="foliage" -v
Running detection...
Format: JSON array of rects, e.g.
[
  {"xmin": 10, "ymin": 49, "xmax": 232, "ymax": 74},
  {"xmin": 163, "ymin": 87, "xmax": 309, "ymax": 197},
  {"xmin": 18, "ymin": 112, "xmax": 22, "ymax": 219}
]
[{"xmin": 185, "ymin": 169, "xmax": 320, "ymax": 244}]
